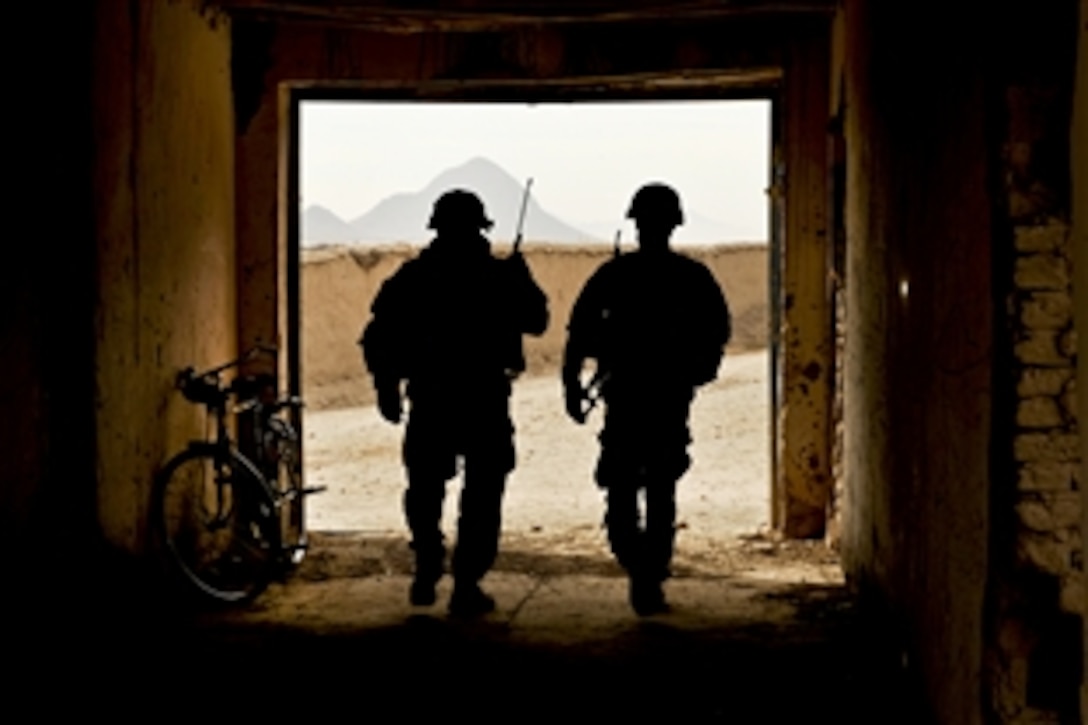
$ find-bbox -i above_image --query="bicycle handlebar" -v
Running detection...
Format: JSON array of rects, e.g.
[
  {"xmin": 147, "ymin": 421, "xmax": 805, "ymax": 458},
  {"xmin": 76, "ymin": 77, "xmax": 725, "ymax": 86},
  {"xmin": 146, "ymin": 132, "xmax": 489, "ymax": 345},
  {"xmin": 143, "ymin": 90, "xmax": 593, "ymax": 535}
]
[
  {"xmin": 175, "ymin": 345, "xmax": 280, "ymax": 406},
  {"xmin": 191, "ymin": 344, "xmax": 277, "ymax": 381}
]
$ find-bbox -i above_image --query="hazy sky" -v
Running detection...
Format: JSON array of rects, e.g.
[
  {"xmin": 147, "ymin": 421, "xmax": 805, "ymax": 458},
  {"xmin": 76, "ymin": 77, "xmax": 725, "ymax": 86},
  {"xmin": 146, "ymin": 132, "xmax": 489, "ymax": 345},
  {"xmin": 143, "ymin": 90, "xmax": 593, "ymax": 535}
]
[{"xmin": 300, "ymin": 99, "xmax": 770, "ymax": 238}]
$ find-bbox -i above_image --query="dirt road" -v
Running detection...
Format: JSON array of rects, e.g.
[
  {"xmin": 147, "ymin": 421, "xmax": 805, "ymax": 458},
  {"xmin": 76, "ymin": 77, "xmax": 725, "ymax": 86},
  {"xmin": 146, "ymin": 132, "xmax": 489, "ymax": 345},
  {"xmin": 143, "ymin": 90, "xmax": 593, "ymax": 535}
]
[{"xmin": 302, "ymin": 349, "xmax": 839, "ymax": 580}]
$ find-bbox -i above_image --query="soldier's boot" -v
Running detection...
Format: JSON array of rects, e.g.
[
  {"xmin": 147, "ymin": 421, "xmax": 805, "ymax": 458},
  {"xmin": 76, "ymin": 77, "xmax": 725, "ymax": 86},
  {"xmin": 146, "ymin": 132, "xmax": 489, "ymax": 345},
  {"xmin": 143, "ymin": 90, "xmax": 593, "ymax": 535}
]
[
  {"xmin": 448, "ymin": 579, "xmax": 495, "ymax": 617},
  {"xmin": 447, "ymin": 547, "xmax": 496, "ymax": 614},
  {"xmin": 409, "ymin": 542, "xmax": 445, "ymax": 607},
  {"xmin": 628, "ymin": 537, "xmax": 670, "ymax": 616},
  {"xmin": 628, "ymin": 574, "xmax": 669, "ymax": 616},
  {"xmin": 410, "ymin": 577, "xmax": 439, "ymax": 607}
]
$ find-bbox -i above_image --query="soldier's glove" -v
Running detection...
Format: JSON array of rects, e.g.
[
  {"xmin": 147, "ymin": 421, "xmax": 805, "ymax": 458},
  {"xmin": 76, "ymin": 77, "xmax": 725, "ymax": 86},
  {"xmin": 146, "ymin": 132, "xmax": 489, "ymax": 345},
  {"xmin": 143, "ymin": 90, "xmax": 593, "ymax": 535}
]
[
  {"xmin": 376, "ymin": 379, "xmax": 403, "ymax": 424},
  {"xmin": 563, "ymin": 378, "xmax": 587, "ymax": 425}
]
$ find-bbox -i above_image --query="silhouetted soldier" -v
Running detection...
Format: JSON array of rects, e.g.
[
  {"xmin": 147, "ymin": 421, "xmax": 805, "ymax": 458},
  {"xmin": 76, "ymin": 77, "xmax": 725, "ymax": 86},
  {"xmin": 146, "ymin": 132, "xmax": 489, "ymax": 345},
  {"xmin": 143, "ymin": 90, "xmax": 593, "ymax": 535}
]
[
  {"xmin": 360, "ymin": 189, "xmax": 548, "ymax": 616},
  {"xmin": 562, "ymin": 183, "xmax": 731, "ymax": 615}
]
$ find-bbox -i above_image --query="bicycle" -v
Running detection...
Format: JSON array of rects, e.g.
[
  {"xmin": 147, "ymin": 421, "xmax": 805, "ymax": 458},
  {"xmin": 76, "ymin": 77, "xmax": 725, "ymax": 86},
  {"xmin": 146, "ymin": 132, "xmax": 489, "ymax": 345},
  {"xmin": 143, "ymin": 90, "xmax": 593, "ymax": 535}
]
[{"xmin": 152, "ymin": 345, "xmax": 324, "ymax": 604}]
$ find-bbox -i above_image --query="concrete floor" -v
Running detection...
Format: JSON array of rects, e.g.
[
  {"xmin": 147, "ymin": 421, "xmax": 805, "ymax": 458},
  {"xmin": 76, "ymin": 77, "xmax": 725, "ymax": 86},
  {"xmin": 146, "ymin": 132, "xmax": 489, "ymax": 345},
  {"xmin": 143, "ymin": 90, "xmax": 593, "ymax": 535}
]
[
  {"xmin": 41, "ymin": 533, "xmax": 910, "ymax": 721},
  {"xmin": 8, "ymin": 528, "xmax": 921, "ymax": 721}
]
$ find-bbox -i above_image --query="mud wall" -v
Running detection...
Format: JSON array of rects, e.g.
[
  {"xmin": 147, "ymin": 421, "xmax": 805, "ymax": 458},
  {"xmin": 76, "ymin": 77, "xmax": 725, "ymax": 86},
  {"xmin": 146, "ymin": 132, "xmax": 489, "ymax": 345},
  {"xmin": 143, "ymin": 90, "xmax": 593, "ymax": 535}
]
[
  {"xmin": 93, "ymin": 0, "xmax": 237, "ymax": 553},
  {"xmin": 301, "ymin": 243, "xmax": 768, "ymax": 410},
  {"xmin": 839, "ymin": 2, "xmax": 993, "ymax": 723}
]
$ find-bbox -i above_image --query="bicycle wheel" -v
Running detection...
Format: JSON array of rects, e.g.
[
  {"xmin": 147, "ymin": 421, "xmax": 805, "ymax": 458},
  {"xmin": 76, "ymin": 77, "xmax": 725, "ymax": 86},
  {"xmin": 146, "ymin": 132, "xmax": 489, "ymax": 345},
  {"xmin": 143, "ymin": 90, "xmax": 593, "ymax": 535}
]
[
  {"xmin": 266, "ymin": 418, "xmax": 307, "ymax": 566},
  {"xmin": 153, "ymin": 447, "xmax": 279, "ymax": 604}
]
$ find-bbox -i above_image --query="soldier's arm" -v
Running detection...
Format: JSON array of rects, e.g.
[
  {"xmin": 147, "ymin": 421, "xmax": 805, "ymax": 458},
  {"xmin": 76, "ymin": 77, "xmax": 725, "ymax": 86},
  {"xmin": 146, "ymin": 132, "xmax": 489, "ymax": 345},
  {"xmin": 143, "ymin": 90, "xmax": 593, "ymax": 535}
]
[
  {"xmin": 564, "ymin": 263, "xmax": 613, "ymax": 365},
  {"xmin": 358, "ymin": 269, "xmax": 414, "ymax": 423},
  {"xmin": 561, "ymin": 266, "xmax": 612, "ymax": 422},
  {"xmin": 690, "ymin": 266, "xmax": 732, "ymax": 386},
  {"xmin": 359, "ymin": 271, "xmax": 405, "ymax": 375}
]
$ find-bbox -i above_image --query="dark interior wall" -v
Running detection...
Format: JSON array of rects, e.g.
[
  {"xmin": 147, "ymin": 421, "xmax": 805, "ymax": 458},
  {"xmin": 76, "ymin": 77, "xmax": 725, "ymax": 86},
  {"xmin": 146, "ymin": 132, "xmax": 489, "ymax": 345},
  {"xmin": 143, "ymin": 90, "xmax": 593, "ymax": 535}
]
[
  {"xmin": 1, "ymin": 0, "xmax": 238, "ymax": 591},
  {"xmin": 92, "ymin": 0, "xmax": 238, "ymax": 555},
  {"xmin": 986, "ymin": 3, "xmax": 1082, "ymax": 719},
  {"xmin": 839, "ymin": 2, "xmax": 994, "ymax": 723},
  {"xmin": 2, "ymin": 4, "xmax": 96, "ymax": 593},
  {"xmin": 1077, "ymin": 1, "xmax": 1088, "ymax": 710}
]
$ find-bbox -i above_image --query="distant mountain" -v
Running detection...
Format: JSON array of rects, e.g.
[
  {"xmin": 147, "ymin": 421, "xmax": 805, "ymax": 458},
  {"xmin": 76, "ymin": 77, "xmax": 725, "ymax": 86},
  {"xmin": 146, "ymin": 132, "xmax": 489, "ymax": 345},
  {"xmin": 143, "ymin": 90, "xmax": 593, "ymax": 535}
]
[
  {"xmin": 302, "ymin": 157, "xmax": 764, "ymax": 246},
  {"xmin": 302, "ymin": 204, "xmax": 359, "ymax": 245},
  {"xmin": 347, "ymin": 157, "xmax": 599, "ymax": 245}
]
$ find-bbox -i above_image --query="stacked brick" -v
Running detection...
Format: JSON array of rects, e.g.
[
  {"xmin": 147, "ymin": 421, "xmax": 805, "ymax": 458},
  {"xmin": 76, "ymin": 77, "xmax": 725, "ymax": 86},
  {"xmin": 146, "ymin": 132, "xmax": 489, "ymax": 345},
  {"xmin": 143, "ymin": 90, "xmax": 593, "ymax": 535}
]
[{"xmin": 1011, "ymin": 220, "xmax": 1082, "ymax": 615}]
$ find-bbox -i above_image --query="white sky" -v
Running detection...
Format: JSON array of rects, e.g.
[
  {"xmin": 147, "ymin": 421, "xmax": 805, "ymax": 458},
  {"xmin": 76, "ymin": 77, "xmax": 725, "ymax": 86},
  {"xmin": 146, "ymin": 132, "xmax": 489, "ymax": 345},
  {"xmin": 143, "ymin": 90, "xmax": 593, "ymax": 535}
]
[{"xmin": 300, "ymin": 100, "xmax": 770, "ymax": 237}]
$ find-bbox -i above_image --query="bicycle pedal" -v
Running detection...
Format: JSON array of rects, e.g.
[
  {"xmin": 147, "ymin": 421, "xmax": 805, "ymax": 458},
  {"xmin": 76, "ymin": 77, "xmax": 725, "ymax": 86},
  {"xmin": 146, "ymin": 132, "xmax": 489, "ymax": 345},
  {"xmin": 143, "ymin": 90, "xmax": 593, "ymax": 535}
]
[{"xmin": 301, "ymin": 485, "xmax": 327, "ymax": 495}]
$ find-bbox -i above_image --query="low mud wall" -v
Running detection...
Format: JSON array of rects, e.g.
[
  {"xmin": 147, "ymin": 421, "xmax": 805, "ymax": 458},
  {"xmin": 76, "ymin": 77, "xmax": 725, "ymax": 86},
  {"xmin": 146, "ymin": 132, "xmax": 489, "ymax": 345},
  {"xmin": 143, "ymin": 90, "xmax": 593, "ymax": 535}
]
[{"xmin": 302, "ymin": 242, "xmax": 769, "ymax": 410}]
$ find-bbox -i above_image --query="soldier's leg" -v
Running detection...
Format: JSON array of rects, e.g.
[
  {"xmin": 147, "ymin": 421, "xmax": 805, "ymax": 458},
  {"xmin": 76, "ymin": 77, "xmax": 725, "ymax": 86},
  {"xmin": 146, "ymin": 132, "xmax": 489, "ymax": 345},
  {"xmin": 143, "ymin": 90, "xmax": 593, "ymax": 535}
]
[
  {"xmin": 402, "ymin": 410, "xmax": 457, "ymax": 606},
  {"xmin": 606, "ymin": 488, "xmax": 643, "ymax": 575},
  {"xmin": 596, "ymin": 446, "xmax": 643, "ymax": 576},
  {"xmin": 448, "ymin": 414, "xmax": 515, "ymax": 616},
  {"xmin": 606, "ymin": 481, "xmax": 671, "ymax": 616},
  {"xmin": 643, "ymin": 476, "xmax": 679, "ymax": 583},
  {"xmin": 403, "ymin": 467, "xmax": 449, "ymax": 605},
  {"xmin": 630, "ymin": 451, "xmax": 689, "ymax": 615},
  {"xmin": 643, "ymin": 449, "xmax": 690, "ymax": 581},
  {"xmin": 451, "ymin": 462, "xmax": 507, "ymax": 582},
  {"xmin": 447, "ymin": 462, "xmax": 506, "ymax": 615}
]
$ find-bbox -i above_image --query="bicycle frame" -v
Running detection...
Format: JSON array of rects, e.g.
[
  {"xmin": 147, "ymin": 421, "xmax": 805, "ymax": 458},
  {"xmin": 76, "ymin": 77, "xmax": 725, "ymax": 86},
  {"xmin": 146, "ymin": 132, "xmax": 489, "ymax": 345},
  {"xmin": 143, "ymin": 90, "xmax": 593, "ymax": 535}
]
[
  {"xmin": 155, "ymin": 344, "xmax": 320, "ymax": 603},
  {"xmin": 175, "ymin": 347, "xmax": 285, "ymax": 509}
]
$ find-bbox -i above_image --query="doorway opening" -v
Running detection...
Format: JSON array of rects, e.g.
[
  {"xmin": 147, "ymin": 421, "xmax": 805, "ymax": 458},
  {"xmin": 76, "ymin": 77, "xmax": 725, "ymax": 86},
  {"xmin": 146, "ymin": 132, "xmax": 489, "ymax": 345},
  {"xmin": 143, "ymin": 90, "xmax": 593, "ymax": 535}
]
[{"xmin": 295, "ymin": 98, "xmax": 788, "ymax": 581}]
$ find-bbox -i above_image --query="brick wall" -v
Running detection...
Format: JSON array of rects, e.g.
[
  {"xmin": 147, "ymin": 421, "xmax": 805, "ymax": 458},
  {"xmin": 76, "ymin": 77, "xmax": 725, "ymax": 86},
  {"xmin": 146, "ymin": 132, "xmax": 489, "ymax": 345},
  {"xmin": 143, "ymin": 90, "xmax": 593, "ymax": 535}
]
[
  {"xmin": 1011, "ymin": 222, "xmax": 1082, "ymax": 617},
  {"xmin": 993, "ymin": 219, "xmax": 1084, "ymax": 721},
  {"xmin": 989, "ymin": 7, "xmax": 1083, "ymax": 714}
]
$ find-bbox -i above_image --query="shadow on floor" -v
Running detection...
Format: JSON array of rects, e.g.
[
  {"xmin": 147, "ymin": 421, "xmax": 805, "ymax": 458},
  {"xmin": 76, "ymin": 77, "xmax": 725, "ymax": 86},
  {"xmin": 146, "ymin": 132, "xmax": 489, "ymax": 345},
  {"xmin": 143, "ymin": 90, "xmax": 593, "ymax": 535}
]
[{"xmin": 11, "ymin": 535, "xmax": 924, "ymax": 722}]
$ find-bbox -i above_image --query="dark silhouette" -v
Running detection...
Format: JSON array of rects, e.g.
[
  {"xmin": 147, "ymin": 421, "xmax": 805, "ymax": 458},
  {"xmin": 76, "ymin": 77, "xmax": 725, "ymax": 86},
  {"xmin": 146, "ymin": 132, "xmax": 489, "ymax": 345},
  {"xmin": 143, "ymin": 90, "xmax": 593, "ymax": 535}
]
[
  {"xmin": 360, "ymin": 189, "xmax": 548, "ymax": 616},
  {"xmin": 562, "ymin": 183, "xmax": 731, "ymax": 616}
]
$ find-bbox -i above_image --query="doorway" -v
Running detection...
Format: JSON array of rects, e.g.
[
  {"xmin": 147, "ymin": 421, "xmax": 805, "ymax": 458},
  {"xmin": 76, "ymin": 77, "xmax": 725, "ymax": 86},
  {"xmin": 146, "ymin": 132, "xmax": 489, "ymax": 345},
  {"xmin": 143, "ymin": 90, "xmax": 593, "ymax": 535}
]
[{"xmin": 294, "ymin": 99, "xmax": 778, "ymax": 574}]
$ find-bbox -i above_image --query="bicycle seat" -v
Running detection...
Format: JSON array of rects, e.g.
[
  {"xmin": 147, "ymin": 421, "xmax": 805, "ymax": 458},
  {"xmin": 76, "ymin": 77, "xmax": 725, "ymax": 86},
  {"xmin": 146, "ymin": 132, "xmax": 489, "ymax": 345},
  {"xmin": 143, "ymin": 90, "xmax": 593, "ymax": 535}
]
[{"xmin": 177, "ymin": 369, "xmax": 227, "ymax": 407}]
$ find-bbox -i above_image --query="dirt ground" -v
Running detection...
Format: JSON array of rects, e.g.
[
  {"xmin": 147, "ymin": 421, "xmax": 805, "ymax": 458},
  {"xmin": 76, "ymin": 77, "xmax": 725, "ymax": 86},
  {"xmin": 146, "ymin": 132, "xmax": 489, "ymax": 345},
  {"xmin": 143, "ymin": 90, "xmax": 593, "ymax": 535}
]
[{"xmin": 302, "ymin": 348, "xmax": 842, "ymax": 585}]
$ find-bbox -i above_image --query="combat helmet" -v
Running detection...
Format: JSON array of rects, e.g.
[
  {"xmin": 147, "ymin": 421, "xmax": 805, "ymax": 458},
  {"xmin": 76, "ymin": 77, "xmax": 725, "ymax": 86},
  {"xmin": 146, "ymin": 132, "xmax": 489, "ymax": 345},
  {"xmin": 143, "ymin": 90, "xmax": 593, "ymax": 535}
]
[
  {"xmin": 427, "ymin": 189, "xmax": 494, "ymax": 231},
  {"xmin": 626, "ymin": 183, "xmax": 685, "ymax": 227}
]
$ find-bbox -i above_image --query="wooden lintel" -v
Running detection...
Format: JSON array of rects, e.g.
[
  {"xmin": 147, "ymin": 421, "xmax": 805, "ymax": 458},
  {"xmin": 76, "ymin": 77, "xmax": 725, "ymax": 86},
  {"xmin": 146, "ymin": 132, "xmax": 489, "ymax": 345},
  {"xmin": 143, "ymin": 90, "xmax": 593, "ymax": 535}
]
[
  {"xmin": 287, "ymin": 68, "xmax": 784, "ymax": 99},
  {"xmin": 215, "ymin": 0, "xmax": 836, "ymax": 33}
]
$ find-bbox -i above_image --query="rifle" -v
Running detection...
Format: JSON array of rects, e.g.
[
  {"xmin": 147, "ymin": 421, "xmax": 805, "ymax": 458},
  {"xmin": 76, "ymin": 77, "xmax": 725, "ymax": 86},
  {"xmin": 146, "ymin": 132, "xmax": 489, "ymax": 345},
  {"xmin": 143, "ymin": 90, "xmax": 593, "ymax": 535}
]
[
  {"xmin": 502, "ymin": 177, "xmax": 536, "ymax": 379},
  {"xmin": 512, "ymin": 177, "xmax": 534, "ymax": 254}
]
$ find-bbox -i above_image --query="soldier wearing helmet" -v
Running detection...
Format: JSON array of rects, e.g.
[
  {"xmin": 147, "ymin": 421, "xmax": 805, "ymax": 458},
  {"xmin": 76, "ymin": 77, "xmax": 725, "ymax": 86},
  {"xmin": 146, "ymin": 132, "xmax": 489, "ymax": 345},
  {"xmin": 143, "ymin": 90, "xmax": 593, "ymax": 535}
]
[
  {"xmin": 427, "ymin": 188, "xmax": 494, "ymax": 232},
  {"xmin": 562, "ymin": 182, "xmax": 731, "ymax": 615},
  {"xmin": 360, "ymin": 188, "xmax": 548, "ymax": 616}
]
